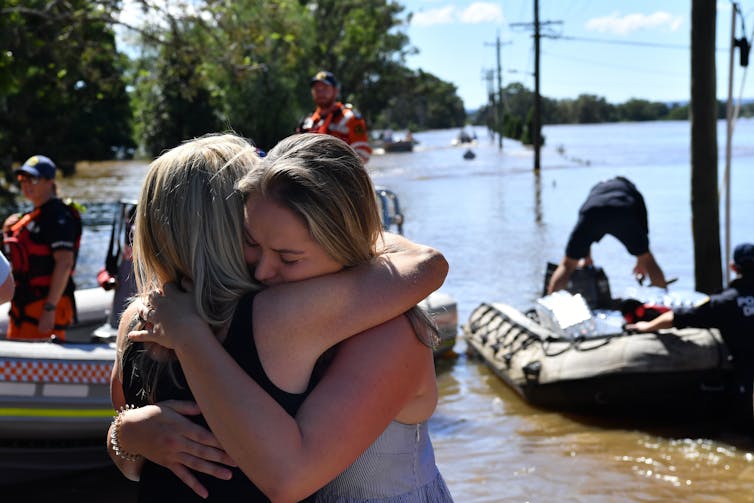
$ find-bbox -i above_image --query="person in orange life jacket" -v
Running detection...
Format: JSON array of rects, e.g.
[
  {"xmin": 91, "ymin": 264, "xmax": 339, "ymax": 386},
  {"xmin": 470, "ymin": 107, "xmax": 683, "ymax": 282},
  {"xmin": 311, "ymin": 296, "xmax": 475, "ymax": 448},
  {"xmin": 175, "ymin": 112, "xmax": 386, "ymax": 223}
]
[
  {"xmin": 296, "ymin": 70, "xmax": 372, "ymax": 164},
  {"xmin": 1, "ymin": 155, "xmax": 81, "ymax": 340},
  {"xmin": 0, "ymin": 254, "xmax": 14, "ymax": 304},
  {"xmin": 627, "ymin": 243, "xmax": 754, "ymax": 427}
]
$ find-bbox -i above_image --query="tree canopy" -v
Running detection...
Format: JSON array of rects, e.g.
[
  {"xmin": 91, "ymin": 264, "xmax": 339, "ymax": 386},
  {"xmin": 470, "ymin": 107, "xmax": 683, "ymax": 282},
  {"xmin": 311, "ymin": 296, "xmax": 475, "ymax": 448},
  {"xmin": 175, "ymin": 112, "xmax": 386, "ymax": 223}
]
[
  {"xmin": 1, "ymin": 0, "xmax": 134, "ymax": 172},
  {"xmin": 1, "ymin": 0, "xmax": 467, "ymax": 168}
]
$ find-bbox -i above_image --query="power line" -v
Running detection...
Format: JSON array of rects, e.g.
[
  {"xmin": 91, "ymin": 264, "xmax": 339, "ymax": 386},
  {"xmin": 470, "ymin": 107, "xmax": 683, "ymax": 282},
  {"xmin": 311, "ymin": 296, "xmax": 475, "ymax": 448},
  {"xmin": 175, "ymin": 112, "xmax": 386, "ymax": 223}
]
[
  {"xmin": 556, "ymin": 35, "xmax": 691, "ymax": 50},
  {"xmin": 555, "ymin": 34, "xmax": 731, "ymax": 53}
]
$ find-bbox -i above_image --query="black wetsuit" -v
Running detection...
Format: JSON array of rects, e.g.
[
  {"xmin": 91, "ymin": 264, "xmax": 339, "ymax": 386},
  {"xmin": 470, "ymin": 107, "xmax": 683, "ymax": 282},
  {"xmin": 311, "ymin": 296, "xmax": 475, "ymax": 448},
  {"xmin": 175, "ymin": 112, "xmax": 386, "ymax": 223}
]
[
  {"xmin": 122, "ymin": 292, "xmax": 315, "ymax": 502},
  {"xmin": 565, "ymin": 176, "xmax": 649, "ymax": 259}
]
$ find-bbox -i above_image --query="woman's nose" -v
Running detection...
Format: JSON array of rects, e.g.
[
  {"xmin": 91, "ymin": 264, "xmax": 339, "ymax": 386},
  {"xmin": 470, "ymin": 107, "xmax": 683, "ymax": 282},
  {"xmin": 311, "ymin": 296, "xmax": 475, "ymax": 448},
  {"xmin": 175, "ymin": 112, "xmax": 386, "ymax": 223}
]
[{"xmin": 254, "ymin": 254, "xmax": 276, "ymax": 284}]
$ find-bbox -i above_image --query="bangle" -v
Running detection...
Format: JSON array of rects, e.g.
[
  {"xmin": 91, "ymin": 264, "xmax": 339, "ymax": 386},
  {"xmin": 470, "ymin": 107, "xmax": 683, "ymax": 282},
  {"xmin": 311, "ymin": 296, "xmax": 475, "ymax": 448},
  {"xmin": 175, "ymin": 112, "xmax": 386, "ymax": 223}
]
[
  {"xmin": 43, "ymin": 302, "xmax": 56, "ymax": 312},
  {"xmin": 110, "ymin": 404, "xmax": 142, "ymax": 462}
]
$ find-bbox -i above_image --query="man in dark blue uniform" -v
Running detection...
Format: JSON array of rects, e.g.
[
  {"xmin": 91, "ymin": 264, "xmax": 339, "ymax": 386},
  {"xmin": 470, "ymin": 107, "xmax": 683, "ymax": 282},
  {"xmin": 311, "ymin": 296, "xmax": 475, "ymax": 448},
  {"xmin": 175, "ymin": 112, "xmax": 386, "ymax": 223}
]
[
  {"xmin": 547, "ymin": 176, "xmax": 668, "ymax": 294},
  {"xmin": 627, "ymin": 243, "xmax": 754, "ymax": 427}
]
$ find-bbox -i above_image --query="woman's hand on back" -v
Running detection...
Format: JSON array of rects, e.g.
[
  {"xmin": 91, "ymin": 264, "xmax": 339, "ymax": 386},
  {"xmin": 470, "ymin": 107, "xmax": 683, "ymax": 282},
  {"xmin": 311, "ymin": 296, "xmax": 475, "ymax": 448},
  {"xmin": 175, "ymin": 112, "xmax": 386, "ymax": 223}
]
[{"xmin": 129, "ymin": 282, "xmax": 205, "ymax": 350}]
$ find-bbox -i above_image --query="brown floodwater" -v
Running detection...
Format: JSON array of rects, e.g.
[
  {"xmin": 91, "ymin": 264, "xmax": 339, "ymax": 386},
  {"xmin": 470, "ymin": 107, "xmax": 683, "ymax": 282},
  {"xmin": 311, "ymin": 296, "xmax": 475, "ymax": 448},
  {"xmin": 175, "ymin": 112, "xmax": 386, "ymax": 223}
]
[{"xmin": 6, "ymin": 122, "xmax": 754, "ymax": 501}]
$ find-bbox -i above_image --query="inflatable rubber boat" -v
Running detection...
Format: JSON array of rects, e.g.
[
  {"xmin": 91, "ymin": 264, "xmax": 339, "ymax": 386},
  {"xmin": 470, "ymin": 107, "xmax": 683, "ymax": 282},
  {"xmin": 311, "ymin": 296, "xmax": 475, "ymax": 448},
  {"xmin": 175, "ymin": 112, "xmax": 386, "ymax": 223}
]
[{"xmin": 464, "ymin": 267, "xmax": 735, "ymax": 416}]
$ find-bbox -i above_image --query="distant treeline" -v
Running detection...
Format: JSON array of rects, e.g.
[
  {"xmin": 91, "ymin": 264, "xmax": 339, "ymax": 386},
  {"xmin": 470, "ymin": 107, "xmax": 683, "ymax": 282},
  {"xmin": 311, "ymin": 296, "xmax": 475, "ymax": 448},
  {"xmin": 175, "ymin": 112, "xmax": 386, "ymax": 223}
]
[
  {"xmin": 1, "ymin": 0, "xmax": 465, "ymax": 173},
  {"xmin": 471, "ymin": 82, "xmax": 754, "ymax": 144}
]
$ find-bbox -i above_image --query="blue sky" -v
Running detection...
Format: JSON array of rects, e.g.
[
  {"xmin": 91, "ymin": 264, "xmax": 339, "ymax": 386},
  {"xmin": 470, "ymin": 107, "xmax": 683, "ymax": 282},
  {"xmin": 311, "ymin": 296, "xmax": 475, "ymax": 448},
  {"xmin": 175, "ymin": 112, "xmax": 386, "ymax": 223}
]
[{"xmin": 401, "ymin": 1, "xmax": 750, "ymax": 109}]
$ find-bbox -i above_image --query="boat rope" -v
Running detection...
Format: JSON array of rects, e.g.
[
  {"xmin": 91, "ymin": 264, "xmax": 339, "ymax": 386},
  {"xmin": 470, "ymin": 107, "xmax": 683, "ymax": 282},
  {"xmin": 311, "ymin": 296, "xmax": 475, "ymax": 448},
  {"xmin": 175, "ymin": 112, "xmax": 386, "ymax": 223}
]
[{"xmin": 469, "ymin": 303, "xmax": 617, "ymax": 361}]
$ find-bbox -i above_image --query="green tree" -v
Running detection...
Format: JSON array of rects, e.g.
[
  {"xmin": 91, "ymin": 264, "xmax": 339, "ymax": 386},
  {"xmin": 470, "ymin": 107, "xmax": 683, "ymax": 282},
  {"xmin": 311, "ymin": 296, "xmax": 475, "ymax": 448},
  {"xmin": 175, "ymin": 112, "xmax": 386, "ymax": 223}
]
[
  {"xmin": 307, "ymin": 0, "xmax": 414, "ymax": 124},
  {"xmin": 131, "ymin": 15, "xmax": 224, "ymax": 156},
  {"xmin": 619, "ymin": 98, "xmax": 669, "ymax": 121},
  {"xmin": 207, "ymin": 0, "xmax": 313, "ymax": 150},
  {"xmin": 374, "ymin": 69, "xmax": 465, "ymax": 130},
  {"xmin": 0, "ymin": 0, "xmax": 134, "ymax": 172}
]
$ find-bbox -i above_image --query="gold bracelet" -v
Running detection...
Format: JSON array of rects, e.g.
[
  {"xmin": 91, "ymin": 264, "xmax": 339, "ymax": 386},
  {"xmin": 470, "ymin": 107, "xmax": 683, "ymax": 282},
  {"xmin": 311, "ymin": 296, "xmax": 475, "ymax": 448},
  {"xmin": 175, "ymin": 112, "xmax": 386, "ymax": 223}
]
[{"xmin": 110, "ymin": 404, "xmax": 142, "ymax": 462}]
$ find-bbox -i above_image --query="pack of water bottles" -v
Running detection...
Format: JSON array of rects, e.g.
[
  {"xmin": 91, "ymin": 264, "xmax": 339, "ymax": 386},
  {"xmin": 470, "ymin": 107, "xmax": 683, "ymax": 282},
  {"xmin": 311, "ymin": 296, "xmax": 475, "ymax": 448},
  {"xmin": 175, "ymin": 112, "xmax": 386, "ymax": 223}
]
[
  {"xmin": 535, "ymin": 291, "xmax": 597, "ymax": 339},
  {"xmin": 535, "ymin": 290, "xmax": 627, "ymax": 339}
]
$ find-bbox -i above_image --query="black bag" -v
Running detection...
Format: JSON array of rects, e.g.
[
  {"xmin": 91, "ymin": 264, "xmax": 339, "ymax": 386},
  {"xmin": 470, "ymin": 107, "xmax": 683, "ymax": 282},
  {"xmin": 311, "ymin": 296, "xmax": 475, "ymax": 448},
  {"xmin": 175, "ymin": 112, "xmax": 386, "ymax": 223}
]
[{"xmin": 543, "ymin": 262, "xmax": 613, "ymax": 310}]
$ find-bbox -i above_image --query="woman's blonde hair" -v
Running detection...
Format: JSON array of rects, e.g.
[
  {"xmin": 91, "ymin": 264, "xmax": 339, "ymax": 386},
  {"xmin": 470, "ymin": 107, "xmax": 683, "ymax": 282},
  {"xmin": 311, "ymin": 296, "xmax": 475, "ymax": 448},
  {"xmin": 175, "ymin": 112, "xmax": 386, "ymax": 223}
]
[
  {"xmin": 238, "ymin": 134, "xmax": 438, "ymax": 348},
  {"xmin": 124, "ymin": 133, "xmax": 261, "ymax": 399}
]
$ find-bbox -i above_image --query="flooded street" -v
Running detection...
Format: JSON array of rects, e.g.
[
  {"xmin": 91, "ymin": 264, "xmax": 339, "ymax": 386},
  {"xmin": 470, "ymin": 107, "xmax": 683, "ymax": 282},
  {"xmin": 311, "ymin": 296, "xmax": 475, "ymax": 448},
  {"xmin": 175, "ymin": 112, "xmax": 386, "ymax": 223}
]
[{"xmin": 8, "ymin": 121, "xmax": 754, "ymax": 501}]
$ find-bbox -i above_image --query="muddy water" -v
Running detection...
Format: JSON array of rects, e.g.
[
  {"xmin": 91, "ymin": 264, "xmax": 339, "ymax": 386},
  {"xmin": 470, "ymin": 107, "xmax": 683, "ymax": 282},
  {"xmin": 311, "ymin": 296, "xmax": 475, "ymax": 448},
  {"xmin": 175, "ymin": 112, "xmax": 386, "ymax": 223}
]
[{"xmin": 8, "ymin": 121, "xmax": 754, "ymax": 501}]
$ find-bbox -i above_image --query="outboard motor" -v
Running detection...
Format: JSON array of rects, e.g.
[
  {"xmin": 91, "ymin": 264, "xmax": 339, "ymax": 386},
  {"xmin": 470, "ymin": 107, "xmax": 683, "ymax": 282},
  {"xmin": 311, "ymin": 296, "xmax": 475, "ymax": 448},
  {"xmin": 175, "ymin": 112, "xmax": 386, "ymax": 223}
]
[{"xmin": 92, "ymin": 201, "xmax": 137, "ymax": 341}]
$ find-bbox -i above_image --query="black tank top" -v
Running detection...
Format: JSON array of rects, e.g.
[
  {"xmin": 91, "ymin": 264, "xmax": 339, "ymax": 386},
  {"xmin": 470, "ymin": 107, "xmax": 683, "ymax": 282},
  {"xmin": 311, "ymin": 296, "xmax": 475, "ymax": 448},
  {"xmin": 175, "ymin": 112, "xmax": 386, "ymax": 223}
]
[{"xmin": 122, "ymin": 292, "xmax": 313, "ymax": 502}]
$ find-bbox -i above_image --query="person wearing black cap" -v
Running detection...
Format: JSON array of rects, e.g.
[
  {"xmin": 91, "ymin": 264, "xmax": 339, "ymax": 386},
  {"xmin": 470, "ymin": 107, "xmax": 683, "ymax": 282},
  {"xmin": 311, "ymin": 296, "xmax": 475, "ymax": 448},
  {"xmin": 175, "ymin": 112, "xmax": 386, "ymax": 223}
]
[
  {"xmin": 627, "ymin": 242, "xmax": 754, "ymax": 428},
  {"xmin": 1, "ymin": 155, "xmax": 82, "ymax": 340},
  {"xmin": 296, "ymin": 70, "xmax": 372, "ymax": 164},
  {"xmin": 547, "ymin": 176, "xmax": 668, "ymax": 294}
]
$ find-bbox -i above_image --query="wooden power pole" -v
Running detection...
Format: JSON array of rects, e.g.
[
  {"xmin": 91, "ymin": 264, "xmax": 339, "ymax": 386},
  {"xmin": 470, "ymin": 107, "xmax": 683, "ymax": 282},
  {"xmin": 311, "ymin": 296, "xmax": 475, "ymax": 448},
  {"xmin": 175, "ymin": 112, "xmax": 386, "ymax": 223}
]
[
  {"xmin": 511, "ymin": 0, "xmax": 561, "ymax": 172},
  {"xmin": 690, "ymin": 0, "xmax": 722, "ymax": 293},
  {"xmin": 533, "ymin": 0, "xmax": 541, "ymax": 171},
  {"xmin": 485, "ymin": 34, "xmax": 509, "ymax": 150}
]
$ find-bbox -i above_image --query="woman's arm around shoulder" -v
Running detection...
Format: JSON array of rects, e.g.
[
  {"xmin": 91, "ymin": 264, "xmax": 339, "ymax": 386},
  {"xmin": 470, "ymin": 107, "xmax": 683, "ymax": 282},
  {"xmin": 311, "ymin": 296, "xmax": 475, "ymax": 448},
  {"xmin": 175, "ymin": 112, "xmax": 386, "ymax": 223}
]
[{"xmin": 255, "ymin": 233, "xmax": 448, "ymax": 363}]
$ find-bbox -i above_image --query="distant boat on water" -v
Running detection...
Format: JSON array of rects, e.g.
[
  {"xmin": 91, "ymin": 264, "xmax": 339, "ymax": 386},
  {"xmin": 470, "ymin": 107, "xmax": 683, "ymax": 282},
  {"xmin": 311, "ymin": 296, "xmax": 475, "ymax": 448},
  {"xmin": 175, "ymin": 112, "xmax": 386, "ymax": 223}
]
[{"xmin": 373, "ymin": 130, "xmax": 418, "ymax": 153}]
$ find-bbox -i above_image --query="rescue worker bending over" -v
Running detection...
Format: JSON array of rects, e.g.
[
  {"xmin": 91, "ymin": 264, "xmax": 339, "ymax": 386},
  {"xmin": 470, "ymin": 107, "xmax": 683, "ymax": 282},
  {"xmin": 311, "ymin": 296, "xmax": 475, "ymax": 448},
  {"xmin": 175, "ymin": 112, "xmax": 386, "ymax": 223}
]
[
  {"xmin": 297, "ymin": 70, "xmax": 372, "ymax": 164},
  {"xmin": 2, "ymin": 155, "xmax": 82, "ymax": 340},
  {"xmin": 547, "ymin": 176, "xmax": 667, "ymax": 294}
]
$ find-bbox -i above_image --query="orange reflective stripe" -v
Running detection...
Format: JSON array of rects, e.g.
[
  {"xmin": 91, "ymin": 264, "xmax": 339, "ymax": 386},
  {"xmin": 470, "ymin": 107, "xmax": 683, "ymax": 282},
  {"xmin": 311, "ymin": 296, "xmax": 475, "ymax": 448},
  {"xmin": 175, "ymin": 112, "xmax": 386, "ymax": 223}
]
[
  {"xmin": 9, "ymin": 209, "xmax": 41, "ymax": 234},
  {"xmin": 0, "ymin": 358, "xmax": 112, "ymax": 384}
]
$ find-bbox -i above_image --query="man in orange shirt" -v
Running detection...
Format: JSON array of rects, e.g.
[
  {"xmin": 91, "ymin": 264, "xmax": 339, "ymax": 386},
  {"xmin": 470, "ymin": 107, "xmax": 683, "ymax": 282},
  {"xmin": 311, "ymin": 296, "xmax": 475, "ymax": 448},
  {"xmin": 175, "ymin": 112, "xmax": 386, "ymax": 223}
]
[{"xmin": 297, "ymin": 71, "xmax": 372, "ymax": 164}]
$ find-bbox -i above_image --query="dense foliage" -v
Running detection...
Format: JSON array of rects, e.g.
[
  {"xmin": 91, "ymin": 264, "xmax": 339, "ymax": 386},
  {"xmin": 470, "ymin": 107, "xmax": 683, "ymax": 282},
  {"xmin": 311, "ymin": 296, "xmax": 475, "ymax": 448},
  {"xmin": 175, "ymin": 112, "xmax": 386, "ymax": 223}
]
[
  {"xmin": 471, "ymin": 81, "xmax": 754, "ymax": 145},
  {"xmin": 0, "ymin": 0, "xmax": 467, "ymax": 169},
  {"xmin": 0, "ymin": 0, "xmax": 134, "ymax": 173}
]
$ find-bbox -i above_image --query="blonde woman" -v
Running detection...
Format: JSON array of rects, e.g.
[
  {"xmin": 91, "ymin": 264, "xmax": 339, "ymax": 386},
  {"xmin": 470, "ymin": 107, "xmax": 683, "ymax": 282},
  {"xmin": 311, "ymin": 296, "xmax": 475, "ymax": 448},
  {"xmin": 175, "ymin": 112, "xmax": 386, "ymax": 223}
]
[{"xmin": 109, "ymin": 133, "xmax": 449, "ymax": 501}]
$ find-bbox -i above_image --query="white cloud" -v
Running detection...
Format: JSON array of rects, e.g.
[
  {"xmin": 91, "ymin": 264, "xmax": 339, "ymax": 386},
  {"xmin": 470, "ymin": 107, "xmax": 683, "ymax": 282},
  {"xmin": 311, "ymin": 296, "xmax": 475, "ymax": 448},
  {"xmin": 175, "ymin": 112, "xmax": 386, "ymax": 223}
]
[
  {"xmin": 585, "ymin": 11, "xmax": 683, "ymax": 36},
  {"xmin": 459, "ymin": 2, "xmax": 504, "ymax": 24},
  {"xmin": 411, "ymin": 2, "xmax": 504, "ymax": 27},
  {"xmin": 412, "ymin": 6, "xmax": 456, "ymax": 26}
]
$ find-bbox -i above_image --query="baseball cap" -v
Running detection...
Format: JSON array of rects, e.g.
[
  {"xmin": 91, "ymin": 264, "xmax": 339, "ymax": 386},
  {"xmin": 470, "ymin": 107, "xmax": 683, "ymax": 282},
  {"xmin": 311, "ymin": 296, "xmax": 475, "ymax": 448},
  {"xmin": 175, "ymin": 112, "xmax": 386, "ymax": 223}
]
[
  {"xmin": 733, "ymin": 243, "xmax": 754, "ymax": 267},
  {"xmin": 15, "ymin": 155, "xmax": 56, "ymax": 179},
  {"xmin": 310, "ymin": 71, "xmax": 338, "ymax": 88}
]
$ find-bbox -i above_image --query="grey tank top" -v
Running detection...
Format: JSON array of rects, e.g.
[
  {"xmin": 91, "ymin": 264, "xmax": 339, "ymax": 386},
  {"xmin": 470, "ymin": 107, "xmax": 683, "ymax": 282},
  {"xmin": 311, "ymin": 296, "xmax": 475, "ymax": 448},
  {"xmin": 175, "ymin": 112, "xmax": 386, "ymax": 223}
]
[{"xmin": 314, "ymin": 420, "xmax": 453, "ymax": 502}]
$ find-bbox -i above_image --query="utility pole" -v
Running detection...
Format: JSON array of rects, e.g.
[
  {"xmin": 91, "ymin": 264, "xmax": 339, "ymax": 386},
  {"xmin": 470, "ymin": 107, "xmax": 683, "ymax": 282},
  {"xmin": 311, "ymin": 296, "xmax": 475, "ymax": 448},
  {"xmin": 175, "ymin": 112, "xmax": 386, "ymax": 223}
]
[
  {"xmin": 531, "ymin": 0, "xmax": 541, "ymax": 170},
  {"xmin": 496, "ymin": 33, "xmax": 504, "ymax": 151},
  {"xmin": 690, "ymin": 0, "xmax": 721, "ymax": 294},
  {"xmin": 484, "ymin": 33, "xmax": 510, "ymax": 151},
  {"xmin": 481, "ymin": 69, "xmax": 496, "ymax": 140},
  {"xmin": 511, "ymin": 0, "xmax": 561, "ymax": 172}
]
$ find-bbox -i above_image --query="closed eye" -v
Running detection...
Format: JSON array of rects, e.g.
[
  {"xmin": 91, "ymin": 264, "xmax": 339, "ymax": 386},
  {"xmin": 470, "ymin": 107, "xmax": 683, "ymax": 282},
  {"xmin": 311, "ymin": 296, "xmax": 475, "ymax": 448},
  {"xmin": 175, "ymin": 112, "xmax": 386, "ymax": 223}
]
[
  {"xmin": 244, "ymin": 232, "xmax": 259, "ymax": 248},
  {"xmin": 280, "ymin": 255, "xmax": 301, "ymax": 265}
]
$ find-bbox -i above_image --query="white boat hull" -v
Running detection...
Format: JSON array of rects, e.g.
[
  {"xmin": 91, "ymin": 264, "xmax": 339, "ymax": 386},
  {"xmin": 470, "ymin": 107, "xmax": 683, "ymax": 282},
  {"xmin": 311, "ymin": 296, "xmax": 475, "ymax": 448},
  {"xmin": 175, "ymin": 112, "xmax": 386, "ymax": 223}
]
[{"xmin": 0, "ymin": 288, "xmax": 116, "ymax": 483}]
